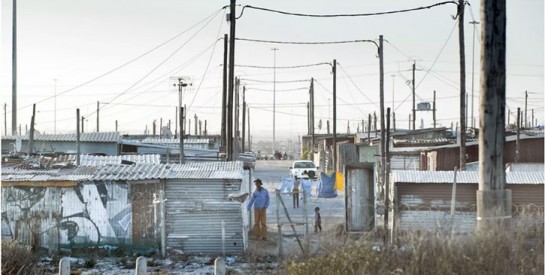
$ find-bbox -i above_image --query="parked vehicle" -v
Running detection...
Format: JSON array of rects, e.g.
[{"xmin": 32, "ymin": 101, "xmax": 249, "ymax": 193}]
[
  {"xmin": 289, "ymin": 160, "xmax": 318, "ymax": 179},
  {"xmin": 237, "ymin": 155, "xmax": 255, "ymax": 170}
]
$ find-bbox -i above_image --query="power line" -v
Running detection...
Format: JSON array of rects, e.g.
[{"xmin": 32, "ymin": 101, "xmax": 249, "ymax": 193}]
[
  {"xmin": 90, "ymin": 8, "xmax": 222, "ymax": 118},
  {"xmin": 240, "ymin": 78, "xmax": 310, "ymax": 83},
  {"xmin": 235, "ymin": 62, "xmax": 331, "ymax": 69},
  {"xmin": 17, "ymin": 8, "xmax": 225, "ymax": 112},
  {"xmin": 234, "ymin": 62, "xmax": 331, "ymax": 69},
  {"xmin": 246, "ymin": 87, "xmax": 308, "ymax": 92},
  {"xmin": 238, "ymin": 2, "xmax": 457, "ymax": 18},
  {"xmin": 236, "ymin": 38, "xmax": 376, "ymax": 46},
  {"xmin": 337, "ymin": 63, "xmax": 379, "ymax": 108}
]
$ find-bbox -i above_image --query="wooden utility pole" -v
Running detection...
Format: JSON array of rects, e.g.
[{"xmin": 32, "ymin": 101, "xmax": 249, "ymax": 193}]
[
  {"xmin": 76, "ymin": 109, "xmax": 80, "ymax": 166},
  {"xmin": 4, "ymin": 103, "xmax": 7, "ymax": 136},
  {"xmin": 433, "ymin": 90, "xmax": 437, "ymax": 128},
  {"xmin": 367, "ymin": 114, "xmax": 371, "ymax": 141},
  {"xmin": 242, "ymin": 86, "xmax": 246, "ymax": 152},
  {"xmin": 227, "ymin": 0, "xmax": 236, "ymax": 161},
  {"xmin": 81, "ymin": 116, "xmax": 85, "ymax": 133},
  {"xmin": 373, "ymin": 112, "xmax": 377, "ymax": 137},
  {"xmin": 248, "ymin": 107, "xmax": 251, "ymax": 151},
  {"xmin": 477, "ymin": 0, "xmax": 510, "ymax": 230},
  {"xmin": 12, "ymin": 0, "xmax": 17, "ymax": 135},
  {"xmin": 524, "ymin": 90, "xmax": 528, "ymax": 128},
  {"xmin": 412, "ymin": 62, "xmax": 416, "ymax": 131},
  {"xmin": 180, "ymin": 107, "xmax": 184, "ymax": 164},
  {"xmin": 379, "ymin": 35, "xmax": 386, "ymax": 203},
  {"xmin": 458, "ymin": 0, "xmax": 467, "ymax": 170},
  {"xmin": 310, "ymin": 78, "xmax": 315, "ymax": 155},
  {"xmin": 235, "ymin": 78, "xmax": 240, "ymax": 144},
  {"xmin": 516, "ymin": 108, "xmax": 520, "ymax": 163},
  {"xmin": 393, "ymin": 112, "xmax": 396, "ymax": 131},
  {"xmin": 153, "ymin": 120, "xmax": 156, "ymax": 136},
  {"xmin": 384, "ymin": 107, "xmax": 391, "ymax": 244},
  {"xmin": 27, "ymin": 104, "xmax": 36, "ymax": 155},
  {"xmin": 96, "ymin": 101, "xmax": 100, "ymax": 132},
  {"xmin": 175, "ymin": 107, "xmax": 178, "ymax": 138},
  {"xmin": 221, "ymin": 34, "xmax": 228, "ymax": 151},
  {"xmin": 332, "ymin": 59, "xmax": 337, "ymax": 171},
  {"xmin": 194, "ymin": 114, "xmax": 198, "ymax": 136}
]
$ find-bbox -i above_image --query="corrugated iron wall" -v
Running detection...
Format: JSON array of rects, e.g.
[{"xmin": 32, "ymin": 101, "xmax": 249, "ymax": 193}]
[
  {"xmin": 165, "ymin": 179, "xmax": 244, "ymax": 254},
  {"xmin": 394, "ymin": 182, "xmax": 544, "ymax": 232},
  {"xmin": 345, "ymin": 164, "xmax": 374, "ymax": 231},
  {"xmin": 338, "ymin": 143, "xmax": 359, "ymax": 171}
]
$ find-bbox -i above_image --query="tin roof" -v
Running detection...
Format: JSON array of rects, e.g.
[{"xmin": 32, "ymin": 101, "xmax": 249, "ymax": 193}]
[
  {"xmin": 141, "ymin": 138, "xmax": 210, "ymax": 145},
  {"xmin": 2, "ymin": 132, "xmax": 121, "ymax": 143},
  {"xmin": 392, "ymin": 170, "xmax": 544, "ymax": 185},
  {"xmin": 57, "ymin": 154, "xmax": 161, "ymax": 166},
  {"xmin": 2, "ymin": 161, "xmax": 243, "ymax": 182}
]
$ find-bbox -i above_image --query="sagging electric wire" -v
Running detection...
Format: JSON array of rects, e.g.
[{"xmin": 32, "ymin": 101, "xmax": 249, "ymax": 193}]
[
  {"xmin": 89, "ymin": 7, "xmax": 223, "ymax": 118},
  {"xmin": 240, "ymin": 78, "xmax": 310, "ymax": 83},
  {"xmin": 237, "ymin": 1, "xmax": 457, "ymax": 19},
  {"xmin": 337, "ymin": 63, "xmax": 378, "ymax": 108},
  {"xmin": 234, "ymin": 62, "xmax": 331, "ymax": 69},
  {"xmin": 18, "ymin": 7, "xmax": 225, "ymax": 112},
  {"xmin": 246, "ymin": 87, "xmax": 309, "ymax": 92}
]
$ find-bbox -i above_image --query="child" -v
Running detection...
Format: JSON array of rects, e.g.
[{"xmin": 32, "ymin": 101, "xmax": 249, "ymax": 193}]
[{"xmin": 314, "ymin": 207, "xmax": 322, "ymax": 233}]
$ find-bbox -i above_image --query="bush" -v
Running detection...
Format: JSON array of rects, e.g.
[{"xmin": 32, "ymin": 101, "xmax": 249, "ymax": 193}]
[{"xmin": 1, "ymin": 239, "xmax": 40, "ymax": 274}]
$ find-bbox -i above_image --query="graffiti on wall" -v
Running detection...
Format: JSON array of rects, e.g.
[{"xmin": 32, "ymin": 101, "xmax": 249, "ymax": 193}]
[{"xmin": 1, "ymin": 181, "xmax": 158, "ymax": 251}]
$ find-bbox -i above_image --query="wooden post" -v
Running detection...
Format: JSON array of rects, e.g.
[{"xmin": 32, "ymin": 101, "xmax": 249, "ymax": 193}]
[
  {"xmin": 27, "ymin": 104, "xmax": 35, "ymax": 155},
  {"xmin": 412, "ymin": 62, "xmax": 416, "ymax": 131},
  {"xmin": 96, "ymin": 101, "xmax": 99, "ymax": 132},
  {"xmin": 433, "ymin": 90, "xmax": 437, "ymax": 128},
  {"xmin": 221, "ymin": 34, "xmax": 228, "ymax": 150},
  {"xmin": 524, "ymin": 90, "xmax": 528, "ymax": 128},
  {"xmin": 379, "ymin": 36, "xmax": 386, "ymax": 214},
  {"xmin": 242, "ymin": 86, "xmax": 246, "ymax": 152},
  {"xmin": 227, "ymin": 0, "xmax": 236, "ymax": 161},
  {"xmin": 477, "ymin": 0, "xmax": 511, "ymax": 230},
  {"xmin": 458, "ymin": 0, "xmax": 467, "ymax": 170},
  {"xmin": 76, "ymin": 109, "xmax": 80, "ymax": 166},
  {"xmin": 516, "ymin": 108, "xmax": 520, "ymax": 162}
]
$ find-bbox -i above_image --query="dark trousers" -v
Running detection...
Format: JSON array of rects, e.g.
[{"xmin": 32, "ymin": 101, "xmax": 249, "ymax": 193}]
[
  {"xmin": 292, "ymin": 191, "xmax": 299, "ymax": 208},
  {"xmin": 315, "ymin": 221, "xmax": 322, "ymax": 233}
]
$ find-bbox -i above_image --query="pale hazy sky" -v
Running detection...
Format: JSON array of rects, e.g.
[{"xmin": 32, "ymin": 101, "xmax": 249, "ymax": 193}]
[{"xmin": 1, "ymin": 0, "xmax": 543, "ymax": 141}]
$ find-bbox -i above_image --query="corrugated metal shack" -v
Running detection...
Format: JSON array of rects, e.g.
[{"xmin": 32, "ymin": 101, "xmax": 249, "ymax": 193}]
[
  {"xmin": 1, "ymin": 160, "xmax": 247, "ymax": 255},
  {"xmin": 1, "ymin": 132, "xmax": 121, "ymax": 155},
  {"xmin": 391, "ymin": 170, "xmax": 544, "ymax": 233},
  {"xmin": 421, "ymin": 134, "xmax": 544, "ymax": 171}
]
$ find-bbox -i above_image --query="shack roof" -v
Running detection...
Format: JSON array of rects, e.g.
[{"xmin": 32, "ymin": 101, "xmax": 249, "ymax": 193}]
[
  {"xmin": 392, "ymin": 170, "xmax": 544, "ymax": 185},
  {"xmin": 2, "ymin": 161, "xmax": 244, "ymax": 184},
  {"xmin": 2, "ymin": 132, "xmax": 121, "ymax": 143}
]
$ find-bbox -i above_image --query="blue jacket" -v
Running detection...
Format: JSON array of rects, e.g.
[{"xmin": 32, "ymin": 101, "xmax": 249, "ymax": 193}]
[{"xmin": 247, "ymin": 188, "xmax": 270, "ymax": 210}]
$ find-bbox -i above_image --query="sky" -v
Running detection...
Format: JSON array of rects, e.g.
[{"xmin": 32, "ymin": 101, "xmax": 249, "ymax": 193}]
[{"xmin": 1, "ymin": 0, "xmax": 543, "ymax": 142}]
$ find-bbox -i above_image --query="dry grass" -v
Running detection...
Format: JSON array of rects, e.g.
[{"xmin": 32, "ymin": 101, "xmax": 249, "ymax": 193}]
[
  {"xmin": 284, "ymin": 216, "xmax": 544, "ymax": 275},
  {"xmin": 1, "ymin": 239, "xmax": 42, "ymax": 274}
]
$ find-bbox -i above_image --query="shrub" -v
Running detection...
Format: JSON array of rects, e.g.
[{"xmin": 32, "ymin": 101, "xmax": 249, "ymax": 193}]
[{"xmin": 1, "ymin": 239, "xmax": 40, "ymax": 274}]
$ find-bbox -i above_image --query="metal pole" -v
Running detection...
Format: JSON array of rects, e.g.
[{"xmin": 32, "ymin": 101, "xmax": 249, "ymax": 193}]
[
  {"xmin": 11, "ymin": 0, "xmax": 17, "ymax": 135},
  {"xmin": 272, "ymin": 48, "xmax": 278, "ymax": 155},
  {"xmin": 332, "ymin": 59, "xmax": 337, "ymax": 171},
  {"xmin": 470, "ymin": 20, "xmax": 479, "ymax": 128},
  {"xmin": 276, "ymin": 190, "xmax": 283, "ymax": 258}
]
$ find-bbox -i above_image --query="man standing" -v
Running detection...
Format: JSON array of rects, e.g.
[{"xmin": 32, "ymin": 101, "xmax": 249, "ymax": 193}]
[{"xmin": 247, "ymin": 179, "xmax": 270, "ymax": 240}]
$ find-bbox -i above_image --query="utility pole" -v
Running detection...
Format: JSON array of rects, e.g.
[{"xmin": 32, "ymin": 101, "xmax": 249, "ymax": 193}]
[
  {"xmin": 81, "ymin": 116, "xmax": 85, "ymax": 133},
  {"xmin": 332, "ymin": 59, "xmax": 337, "ymax": 171},
  {"xmin": 272, "ymin": 47, "xmax": 278, "ymax": 155},
  {"xmin": 367, "ymin": 114, "xmax": 371, "ymax": 141},
  {"xmin": 11, "ymin": 0, "xmax": 17, "ymax": 135},
  {"xmin": 384, "ymin": 107, "xmax": 391, "ymax": 245},
  {"xmin": 175, "ymin": 78, "xmax": 188, "ymax": 163},
  {"xmin": 310, "ymin": 78, "xmax": 315, "ymax": 156},
  {"xmin": 379, "ymin": 35, "xmax": 386, "ymax": 203},
  {"xmin": 412, "ymin": 62, "xmax": 416, "ymax": 131},
  {"xmin": 433, "ymin": 90, "xmax": 437, "ymax": 128},
  {"xmin": 221, "ymin": 34, "xmax": 228, "ymax": 152},
  {"xmin": 194, "ymin": 114, "xmax": 198, "ymax": 136},
  {"xmin": 76, "ymin": 109, "xmax": 80, "ymax": 166},
  {"xmin": 516, "ymin": 108, "xmax": 520, "ymax": 162},
  {"xmin": 54, "ymin": 79, "xmax": 57, "ymax": 134},
  {"xmin": 28, "ymin": 104, "xmax": 36, "ymax": 155},
  {"xmin": 227, "ymin": 0, "xmax": 236, "ymax": 161},
  {"xmin": 458, "ymin": 0, "xmax": 467, "ymax": 170},
  {"xmin": 477, "ymin": 0, "xmax": 510, "ymax": 230},
  {"xmin": 4, "ymin": 103, "xmax": 7, "ymax": 136},
  {"xmin": 96, "ymin": 101, "xmax": 100, "ymax": 132},
  {"xmin": 242, "ymin": 86, "xmax": 246, "ymax": 152},
  {"xmin": 470, "ymin": 20, "xmax": 480, "ymax": 128},
  {"xmin": 115, "ymin": 120, "xmax": 118, "ymax": 132},
  {"xmin": 248, "ymin": 107, "xmax": 251, "ymax": 151},
  {"xmin": 235, "ymin": 78, "xmax": 240, "ymax": 145},
  {"xmin": 175, "ymin": 107, "xmax": 178, "ymax": 138},
  {"xmin": 524, "ymin": 90, "xmax": 528, "ymax": 128}
]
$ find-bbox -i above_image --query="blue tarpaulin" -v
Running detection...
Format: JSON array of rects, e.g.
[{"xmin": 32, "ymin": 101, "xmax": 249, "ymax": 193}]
[
  {"xmin": 300, "ymin": 179, "xmax": 313, "ymax": 199},
  {"xmin": 318, "ymin": 172, "xmax": 337, "ymax": 198}
]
